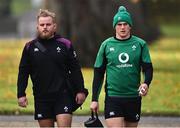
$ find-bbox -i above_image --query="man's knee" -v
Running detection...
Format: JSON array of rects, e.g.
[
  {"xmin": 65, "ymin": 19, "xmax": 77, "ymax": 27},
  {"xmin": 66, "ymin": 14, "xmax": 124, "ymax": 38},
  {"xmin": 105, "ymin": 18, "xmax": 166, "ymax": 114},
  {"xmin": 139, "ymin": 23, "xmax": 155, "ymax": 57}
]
[
  {"xmin": 56, "ymin": 114, "xmax": 72, "ymax": 127},
  {"xmin": 38, "ymin": 119, "xmax": 54, "ymax": 127}
]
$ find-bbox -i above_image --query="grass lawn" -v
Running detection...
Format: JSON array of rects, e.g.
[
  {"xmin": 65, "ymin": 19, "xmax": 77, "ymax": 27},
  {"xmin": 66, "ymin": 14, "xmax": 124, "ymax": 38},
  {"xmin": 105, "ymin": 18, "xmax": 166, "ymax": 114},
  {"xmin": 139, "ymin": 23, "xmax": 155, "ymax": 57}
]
[{"xmin": 0, "ymin": 26, "xmax": 180, "ymax": 116}]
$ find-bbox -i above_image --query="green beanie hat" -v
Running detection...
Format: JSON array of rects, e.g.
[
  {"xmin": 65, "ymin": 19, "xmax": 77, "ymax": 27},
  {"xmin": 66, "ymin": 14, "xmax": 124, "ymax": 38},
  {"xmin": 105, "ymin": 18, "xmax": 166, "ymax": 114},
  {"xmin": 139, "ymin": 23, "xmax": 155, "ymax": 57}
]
[{"xmin": 113, "ymin": 6, "xmax": 133, "ymax": 28}]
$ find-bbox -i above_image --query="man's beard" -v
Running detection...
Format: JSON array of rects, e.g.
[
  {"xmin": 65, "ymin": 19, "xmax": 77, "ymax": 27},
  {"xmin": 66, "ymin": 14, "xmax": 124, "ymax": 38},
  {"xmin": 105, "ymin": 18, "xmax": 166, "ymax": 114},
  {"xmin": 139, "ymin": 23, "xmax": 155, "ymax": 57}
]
[{"xmin": 38, "ymin": 30, "xmax": 54, "ymax": 39}]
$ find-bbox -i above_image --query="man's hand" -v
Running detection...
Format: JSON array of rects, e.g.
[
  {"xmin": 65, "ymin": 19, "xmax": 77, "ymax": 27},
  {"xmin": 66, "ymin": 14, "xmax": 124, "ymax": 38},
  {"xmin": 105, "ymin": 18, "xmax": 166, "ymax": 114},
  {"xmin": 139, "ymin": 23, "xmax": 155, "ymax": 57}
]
[
  {"xmin": 18, "ymin": 96, "xmax": 28, "ymax": 108},
  {"xmin": 75, "ymin": 92, "xmax": 86, "ymax": 104},
  {"xmin": 90, "ymin": 101, "xmax": 99, "ymax": 113},
  {"xmin": 138, "ymin": 83, "xmax": 149, "ymax": 96}
]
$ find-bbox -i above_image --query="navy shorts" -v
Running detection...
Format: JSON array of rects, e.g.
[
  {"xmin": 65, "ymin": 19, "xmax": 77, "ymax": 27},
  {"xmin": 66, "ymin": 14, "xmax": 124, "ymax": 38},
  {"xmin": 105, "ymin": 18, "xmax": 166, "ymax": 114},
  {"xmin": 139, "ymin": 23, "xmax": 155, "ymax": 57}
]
[
  {"xmin": 104, "ymin": 96, "xmax": 141, "ymax": 122},
  {"xmin": 34, "ymin": 89, "xmax": 73, "ymax": 120}
]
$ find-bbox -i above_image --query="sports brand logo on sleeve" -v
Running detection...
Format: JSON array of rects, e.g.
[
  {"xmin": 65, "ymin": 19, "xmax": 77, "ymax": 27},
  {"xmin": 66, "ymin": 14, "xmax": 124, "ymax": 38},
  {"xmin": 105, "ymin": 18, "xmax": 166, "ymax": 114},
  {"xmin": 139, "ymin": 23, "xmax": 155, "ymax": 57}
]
[
  {"xmin": 110, "ymin": 47, "xmax": 115, "ymax": 51},
  {"xmin": 34, "ymin": 48, "xmax": 39, "ymax": 52}
]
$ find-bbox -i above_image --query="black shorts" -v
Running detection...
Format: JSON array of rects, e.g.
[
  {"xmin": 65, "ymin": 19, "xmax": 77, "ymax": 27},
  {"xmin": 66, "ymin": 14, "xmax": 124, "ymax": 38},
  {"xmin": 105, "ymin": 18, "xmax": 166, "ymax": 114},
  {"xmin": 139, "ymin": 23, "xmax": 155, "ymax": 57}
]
[
  {"xmin": 34, "ymin": 89, "xmax": 73, "ymax": 120},
  {"xmin": 104, "ymin": 96, "xmax": 141, "ymax": 122}
]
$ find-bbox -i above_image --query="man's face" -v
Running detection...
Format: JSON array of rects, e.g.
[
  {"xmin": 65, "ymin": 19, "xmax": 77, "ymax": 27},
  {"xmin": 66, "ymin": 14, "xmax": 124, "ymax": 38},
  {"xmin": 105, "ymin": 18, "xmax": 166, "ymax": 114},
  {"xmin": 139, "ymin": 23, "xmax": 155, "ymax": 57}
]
[
  {"xmin": 115, "ymin": 22, "xmax": 131, "ymax": 39},
  {"xmin": 37, "ymin": 16, "xmax": 57, "ymax": 39}
]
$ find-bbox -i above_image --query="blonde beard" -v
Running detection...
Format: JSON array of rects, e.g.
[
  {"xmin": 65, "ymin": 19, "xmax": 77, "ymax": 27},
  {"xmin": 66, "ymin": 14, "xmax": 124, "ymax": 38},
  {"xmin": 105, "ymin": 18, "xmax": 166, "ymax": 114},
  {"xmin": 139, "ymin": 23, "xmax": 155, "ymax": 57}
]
[{"xmin": 38, "ymin": 32, "xmax": 55, "ymax": 39}]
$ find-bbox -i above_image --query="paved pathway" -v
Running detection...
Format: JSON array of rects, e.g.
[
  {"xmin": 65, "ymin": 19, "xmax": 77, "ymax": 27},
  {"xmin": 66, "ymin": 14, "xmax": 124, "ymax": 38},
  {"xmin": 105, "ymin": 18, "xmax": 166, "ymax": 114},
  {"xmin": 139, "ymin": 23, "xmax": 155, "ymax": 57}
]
[{"xmin": 0, "ymin": 115, "xmax": 180, "ymax": 127}]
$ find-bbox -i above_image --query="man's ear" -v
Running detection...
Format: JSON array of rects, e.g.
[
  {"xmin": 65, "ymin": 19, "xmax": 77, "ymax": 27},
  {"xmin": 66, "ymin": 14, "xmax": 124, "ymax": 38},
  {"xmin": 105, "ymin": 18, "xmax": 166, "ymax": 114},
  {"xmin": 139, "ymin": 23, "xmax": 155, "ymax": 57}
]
[
  {"xmin": 129, "ymin": 25, "xmax": 132, "ymax": 30},
  {"xmin": 54, "ymin": 23, "xmax": 57, "ymax": 30}
]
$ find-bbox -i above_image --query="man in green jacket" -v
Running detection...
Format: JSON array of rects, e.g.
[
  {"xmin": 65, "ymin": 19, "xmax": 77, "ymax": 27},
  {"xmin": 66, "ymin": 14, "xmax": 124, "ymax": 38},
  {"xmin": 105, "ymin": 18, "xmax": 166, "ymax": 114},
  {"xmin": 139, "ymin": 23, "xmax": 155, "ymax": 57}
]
[{"xmin": 90, "ymin": 6, "xmax": 153, "ymax": 127}]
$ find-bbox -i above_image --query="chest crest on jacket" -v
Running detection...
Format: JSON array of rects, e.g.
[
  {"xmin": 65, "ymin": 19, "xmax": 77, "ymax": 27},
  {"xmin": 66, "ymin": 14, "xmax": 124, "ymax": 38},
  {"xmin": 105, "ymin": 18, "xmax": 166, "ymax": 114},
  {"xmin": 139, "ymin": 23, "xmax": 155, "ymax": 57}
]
[{"xmin": 56, "ymin": 47, "xmax": 61, "ymax": 53}]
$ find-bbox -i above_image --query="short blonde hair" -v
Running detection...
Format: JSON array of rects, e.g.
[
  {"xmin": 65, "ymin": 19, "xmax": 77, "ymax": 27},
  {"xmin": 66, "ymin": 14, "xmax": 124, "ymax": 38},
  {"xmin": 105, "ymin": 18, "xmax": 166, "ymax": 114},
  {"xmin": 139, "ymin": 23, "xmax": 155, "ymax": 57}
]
[{"xmin": 37, "ymin": 9, "xmax": 56, "ymax": 23}]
